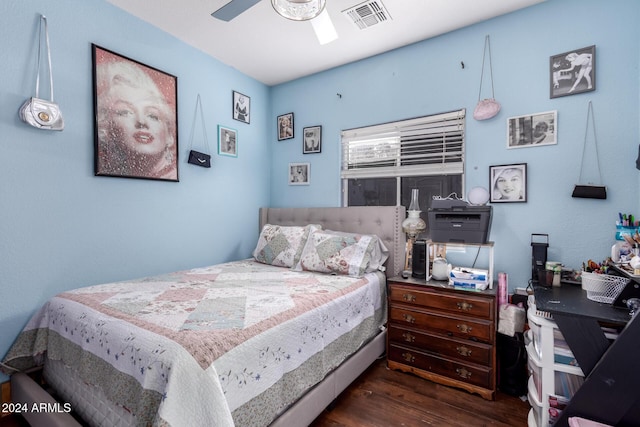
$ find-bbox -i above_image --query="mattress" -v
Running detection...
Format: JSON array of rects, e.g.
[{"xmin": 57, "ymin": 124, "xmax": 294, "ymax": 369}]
[
  {"xmin": 3, "ymin": 259, "xmax": 386, "ymax": 426},
  {"xmin": 45, "ymin": 358, "xmax": 134, "ymax": 427}
]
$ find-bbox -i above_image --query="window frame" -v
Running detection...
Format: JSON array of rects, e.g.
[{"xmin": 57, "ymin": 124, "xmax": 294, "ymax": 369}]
[{"xmin": 341, "ymin": 109, "xmax": 466, "ymax": 206}]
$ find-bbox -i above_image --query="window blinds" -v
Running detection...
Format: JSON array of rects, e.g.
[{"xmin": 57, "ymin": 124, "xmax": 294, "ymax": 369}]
[{"xmin": 341, "ymin": 109, "xmax": 465, "ymax": 179}]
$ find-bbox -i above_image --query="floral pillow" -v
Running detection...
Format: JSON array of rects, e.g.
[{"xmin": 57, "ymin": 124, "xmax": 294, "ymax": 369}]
[
  {"xmin": 295, "ymin": 230, "xmax": 389, "ymax": 277},
  {"xmin": 253, "ymin": 224, "xmax": 321, "ymax": 268}
]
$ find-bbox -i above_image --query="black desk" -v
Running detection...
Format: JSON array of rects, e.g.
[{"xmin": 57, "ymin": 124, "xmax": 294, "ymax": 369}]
[{"xmin": 534, "ymin": 285, "xmax": 640, "ymax": 427}]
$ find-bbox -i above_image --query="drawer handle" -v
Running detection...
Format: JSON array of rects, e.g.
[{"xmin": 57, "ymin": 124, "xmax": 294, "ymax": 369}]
[
  {"xmin": 457, "ymin": 301, "xmax": 473, "ymax": 311},
  {"xmin": 403, "ymin": 293, "xmax": 416, "ymax": 303},
  {"xmin": 402, "ymin": 332, "xmax": 416, "ymax": 343},
  {"xmin": 456, "ymin": 367, "xmax": 472, "ymax": 379},
  {"xmin": 456, "ymin": 323, "xmax": 472, "ymax": 333},
  {"xmin": 402, "ymin": 313, "xmax": 416, "ymax": 324},
  {"xmin": 456, "ymin": 345, "xmax": 472, "ymax": 357},
  {"xmin": 402, "ymin": 352, "xmax": 415, "ymax": 363}
]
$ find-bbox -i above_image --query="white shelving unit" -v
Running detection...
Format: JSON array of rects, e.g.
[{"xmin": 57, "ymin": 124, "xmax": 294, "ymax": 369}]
[
  {"xmin": 526, "ymin": 297, "xmax": 585, "ymax": 427},
  {"xmin": 427, "ymin": 241, "xmax": 494, "ymax": 289}
]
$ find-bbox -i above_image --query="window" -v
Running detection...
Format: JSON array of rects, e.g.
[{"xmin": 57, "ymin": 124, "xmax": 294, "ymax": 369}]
[{"xmin": 341, "ymin": 109, "xmax": 465, "ymax": 233}]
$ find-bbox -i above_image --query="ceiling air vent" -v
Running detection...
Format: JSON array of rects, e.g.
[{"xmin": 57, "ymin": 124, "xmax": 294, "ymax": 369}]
[{"xmin": 343, "ymin": 0, "xmax": 392, "ymax": 30}]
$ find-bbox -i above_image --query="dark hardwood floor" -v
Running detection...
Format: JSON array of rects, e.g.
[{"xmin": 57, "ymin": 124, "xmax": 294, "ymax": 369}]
[
  {"xmin": 0, "ymin": 414, "xmax": 28, "ymax": 427},
  {"xmin": 0, "ymin": 358, "xmax": 530, "ymax": 427},
  {"xmin": 310, "ymin": 357, "xmax": 530, "ymax": 427}
]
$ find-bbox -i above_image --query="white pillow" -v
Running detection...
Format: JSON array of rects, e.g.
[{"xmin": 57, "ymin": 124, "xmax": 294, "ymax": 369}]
[
  {"xmin": 294, "ymin": 229, "xmax": 388, "ymax": 277},
  {"xmin": 253, "ymin": 224, "xmax": 321, "ymax": 268}
]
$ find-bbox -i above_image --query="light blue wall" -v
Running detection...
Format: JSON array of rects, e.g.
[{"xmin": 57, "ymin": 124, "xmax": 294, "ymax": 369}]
[
  {"xmin": 270, "ymin": 0, "xmax": 640, "ymax": 291},
  {"xmin": 2, "ymin": 0, "xmax": 639, "ymax": 384},
  {"xmin": 0, "ymin": 0, "xmax": 270, "ymax": 381}
]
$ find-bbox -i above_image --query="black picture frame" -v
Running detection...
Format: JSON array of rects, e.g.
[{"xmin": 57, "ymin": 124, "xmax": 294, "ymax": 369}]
[
  {"xmin": 232, "ymin": 91, "xmax": 250, "ymax": 124},
  {"xmin": 92, "ymin": 44, "xmax": 179, "ymax": 182},
  {"xmin": 489, "ymin": 163, "xmax": 527, "ymax": 203},
  {"xmin": 303, "ymin": 125, "xmax": 322, "ymax": 154},
  {"xmin": 550, "ymin": 45, "xmax": 595, "ymax": 98},
  {"xmin": 277, "ymin": 113, "xmax": 294, "ymax": 141}
]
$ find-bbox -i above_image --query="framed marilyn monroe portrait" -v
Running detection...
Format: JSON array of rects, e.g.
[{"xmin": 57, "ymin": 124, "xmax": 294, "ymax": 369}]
[
  {"xmin": 92, "ymin": 44, "xmax": 178, "ymax": 182},
  {"xmin": 490, "ymin": 163, "xmax": 527, "ymax": 203}
]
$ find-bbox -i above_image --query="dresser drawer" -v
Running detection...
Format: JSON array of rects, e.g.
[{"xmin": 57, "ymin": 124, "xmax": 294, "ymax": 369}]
[
  {"xmin": 388, "ymin": 324, "xmax": 492, "ymax": 366},
  {"xmin": 389, "ymin": 305, "xmax": 494, "ymax": 343},
  {"xmin": 389, "ymin": 285, "xmax": 494, "ymax": 320},
  {"xmin": 388, "ymin": 343, "xmax": 493, "ymax": 389}
]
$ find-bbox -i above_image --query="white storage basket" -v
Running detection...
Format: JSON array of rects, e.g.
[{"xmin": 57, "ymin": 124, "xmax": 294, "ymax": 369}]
[{"xmin": 581, "ymin": 271, "xmax": 629, "ymax": 304}]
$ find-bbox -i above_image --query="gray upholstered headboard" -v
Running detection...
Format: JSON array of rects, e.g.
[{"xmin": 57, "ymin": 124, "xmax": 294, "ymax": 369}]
[{"xmin": 259, "ymin": 206, "xmax": 406, "ymax": 277}]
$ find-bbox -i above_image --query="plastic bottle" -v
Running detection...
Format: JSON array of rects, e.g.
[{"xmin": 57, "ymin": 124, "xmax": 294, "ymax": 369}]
[{"xmin": 498, "ymin": 272, "xmax": 508, "ymax": 306}]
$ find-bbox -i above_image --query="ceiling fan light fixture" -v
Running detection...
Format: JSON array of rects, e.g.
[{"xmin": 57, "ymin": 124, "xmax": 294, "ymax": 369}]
[{"xmin": 271, "ymin": 0, "xmax": 326, "ymax": 21}]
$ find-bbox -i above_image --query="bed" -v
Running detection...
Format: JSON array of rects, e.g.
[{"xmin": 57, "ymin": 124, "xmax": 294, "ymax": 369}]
[{"xmin": 2, "ymin": 206, "xmax": 405, "ymax": 427}]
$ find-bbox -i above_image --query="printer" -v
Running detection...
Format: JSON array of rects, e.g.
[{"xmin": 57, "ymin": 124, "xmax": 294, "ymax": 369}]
[{"xmin": 427, "ymin": 199, "xmax": 492, "ymax": 244}]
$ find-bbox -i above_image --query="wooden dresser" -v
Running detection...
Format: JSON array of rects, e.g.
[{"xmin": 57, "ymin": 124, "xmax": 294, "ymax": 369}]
[{"xmin": 386, "ymin": 276, "xmax": 497, "ymax": 400}]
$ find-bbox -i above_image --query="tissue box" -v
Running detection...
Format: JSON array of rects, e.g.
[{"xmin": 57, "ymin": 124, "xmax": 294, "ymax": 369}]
[
  {"xmin": 449, "ymin": 267, "xmax": 489, "ymax": 290},
  {"xmin": 497, "ymin": 304, "xmax": 525, "ymax": 336}
]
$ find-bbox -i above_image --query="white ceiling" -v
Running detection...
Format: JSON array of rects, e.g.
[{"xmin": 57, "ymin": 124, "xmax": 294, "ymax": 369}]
[{"xmin": 106, "ymin": 0, "xmax": 545, "ymax": 86}]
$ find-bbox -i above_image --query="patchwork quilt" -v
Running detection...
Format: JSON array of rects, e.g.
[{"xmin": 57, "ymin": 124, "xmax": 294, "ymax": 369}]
[{"xmin": 2, "ymin": 259, "xmax": 386, "ymax": 426}]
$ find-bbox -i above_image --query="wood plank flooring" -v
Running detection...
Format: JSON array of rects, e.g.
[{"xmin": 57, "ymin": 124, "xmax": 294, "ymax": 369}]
[
  {"xmin": 0, "ymin": 357, "xmax": 530, "ymax": 427},
  {"xmin": 310, "ymin": 357, "xmax": 530, "ymax": 427}
]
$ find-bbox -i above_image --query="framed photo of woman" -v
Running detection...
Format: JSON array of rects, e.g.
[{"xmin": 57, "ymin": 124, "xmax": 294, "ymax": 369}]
[
  {"xmin": 550, "ymin": 45, "xmax": 595, "ymax": 98},
  {"xmin": 232, "ymin": 91, "xmax": 250, "ymax": 124},
  {"xmin": 289, "ymin": 162, "xmax": 309, "ymax": 185},
  {"xmin": 218, "ymin": 125, "xmax": 238, "ymax": 157},
  {"xmin": 277, "ymin": 113, "xmax": 294, "ymax": 141},
  {"xmin": 92, "ymin": 44, "xmax": 179, "ymax": 182},
  {"xmin": 490, "ymin": 163, "xmax": 527, "ymax": 203},
  {"xmin": 507, "ymin": 111, "xmax": 557, "ymax": 149},
  {"xmin": 303, "ymin": 126, "xmax": 321, "ymax": 154}
]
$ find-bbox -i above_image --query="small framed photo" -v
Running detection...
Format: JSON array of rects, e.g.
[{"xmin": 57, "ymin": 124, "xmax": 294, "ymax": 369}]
[
  {"xmin": 303, "ymin": 126, "xmax": 322, "ymax": 154},
  {"xmin": 507, "ymin": 110, "xmax": 557, "ymax": 148},
  {"xmin": 232, "ymin": 91, "xmax": 250, "ymax": 124},
  {"xmin": 550, "ymin": 45, "xmax": 595, "ymax": 98},
  {"xmin": 218, "ymin": 125, "xmax": 238, "ymax": 157},
  {"xmin": 289, "ymin": 162, "xmax": 309, "ymax": 185},
  {"xmin": 277, "ymin": 113, "xmax": 294, "ymax": 141},
  {"xmin": 490, "ymin": 163, "xmax": 527, "ymax": 203}
]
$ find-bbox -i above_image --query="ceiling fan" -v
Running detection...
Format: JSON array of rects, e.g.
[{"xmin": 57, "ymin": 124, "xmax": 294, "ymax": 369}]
[
  {"xmin": 211, "ymin": 0, "xmax": 260, "ymax": 21},
  {"xmin": 211, "ymin": 0, "xmax": 338, "ymax": 44}
]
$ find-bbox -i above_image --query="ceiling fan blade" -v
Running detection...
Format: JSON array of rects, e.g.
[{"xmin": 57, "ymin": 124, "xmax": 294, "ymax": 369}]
[
  {"xmin": 311, "ymin": 9, "xmax": 338, "ymax": 45},
  {"xmin": 211, "ymin": 0, "xmax": 261, "ymax": 22}
]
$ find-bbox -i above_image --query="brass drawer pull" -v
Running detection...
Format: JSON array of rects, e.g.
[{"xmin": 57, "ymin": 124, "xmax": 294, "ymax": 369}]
[
  {"xmin": 403, "ymin": 293, "xmax": 416, "ymax": 303},
  {"xmin": 402, "ymin": 313, "xmax": 416, "ymax": 324},
  {"xmin": 456, "ymin": 323, "xmax": 472, "ymax": 333},
  {"xmin": 457, "ymin": 301, "xmax": 473, "ymax": 311},
  {"xmin": 402, "ymin": 332, "xmax": 416, "ymax": 343},
  {"xmin": 456, "ymin": 367, "xmax": 472, "ymax": 379},
  {"xmin": 402, "ymin": 352, "xmax": 415, "ymax": 363},
  {"xmin": 456, "ymin": 345, "xmax": 472, "ymax": 357}
]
